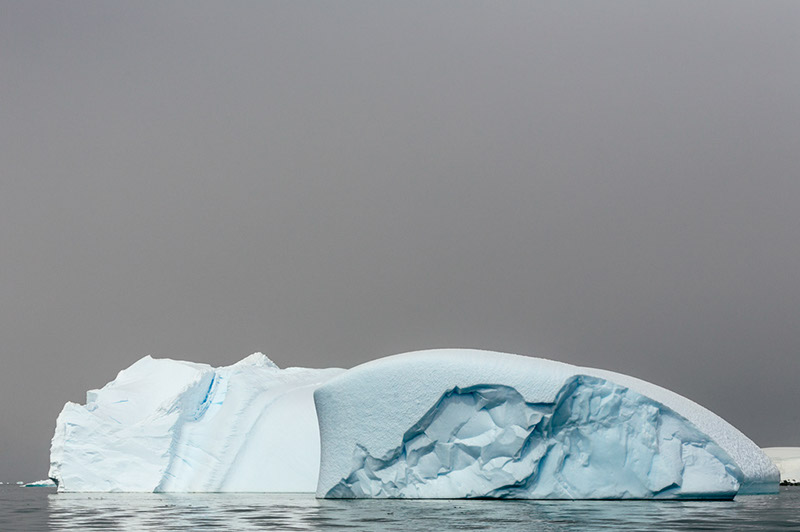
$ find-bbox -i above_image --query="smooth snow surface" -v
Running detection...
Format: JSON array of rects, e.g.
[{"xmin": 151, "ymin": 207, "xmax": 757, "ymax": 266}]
[
  {"xmin": 315, "ymin": 349, "xmax": 778, "ymax": 499},
  {"xmin": 50, "ymin": 353, "xmax": 342, "ymax": 492},
  {"xmin": 762, "ymin": 448, "xmax": 800, "ymax": 485}
]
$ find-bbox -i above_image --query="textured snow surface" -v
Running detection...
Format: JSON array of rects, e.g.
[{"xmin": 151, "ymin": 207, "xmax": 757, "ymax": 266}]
[
  {"xmin": 762, "ymin": 448, "xmax": 800, "ymax": 485},
  {"xmin": 49, "ymin": 353, "xmax": 342, "ymax": 492},
  {"xmin": 327, "ymin": 378, "xmax": 741, "ymax": 499},
  {"xmin": 316, "ymin": 349, "xmax": 779, "ymax": 499}
]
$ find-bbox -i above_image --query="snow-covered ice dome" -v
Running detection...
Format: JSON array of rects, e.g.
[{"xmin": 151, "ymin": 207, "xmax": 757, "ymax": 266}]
[
  {"xmin": 315, "ymin": 349, "xmax": 779, "ymax": 499},
  {"xmin": 50, "ymin": 353, "xmax": 342, "ymax": 492}
]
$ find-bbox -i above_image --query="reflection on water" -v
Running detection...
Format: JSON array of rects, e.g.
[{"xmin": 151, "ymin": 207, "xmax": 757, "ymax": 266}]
[{"xmin": 43, "ymin": 489, "xmax": 800, "ymax": 531}]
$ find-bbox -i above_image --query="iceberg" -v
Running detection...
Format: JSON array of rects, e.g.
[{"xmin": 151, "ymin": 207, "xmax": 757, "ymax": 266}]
[
  {"xmin": 23, "ymin": 479, "xmax": 57, "ymax": 488},
  {"xmin": 762, "ymin": 447, "xmax": 800, "ymax": 485},
  {"xmin": 49, "ymin": 353, "xmax": 342, "ymax": 492},
  {"xmin": 50, "ymin": 348, "xmax": 778, "ymax": 497},
  {"xmin": 315, "ymin": 349, "xmax": 779, "ymax": 499}
]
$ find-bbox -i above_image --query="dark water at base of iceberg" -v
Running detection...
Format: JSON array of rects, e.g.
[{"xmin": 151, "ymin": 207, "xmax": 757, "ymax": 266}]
[{"xmin": 2, "ymin": 485, "xmax": 799, "ymax": 531}]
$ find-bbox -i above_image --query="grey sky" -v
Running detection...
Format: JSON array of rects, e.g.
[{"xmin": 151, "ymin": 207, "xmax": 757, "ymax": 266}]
[{"xmin": 1, "ymin": 1, "xmax": 799, "ymax": 481}]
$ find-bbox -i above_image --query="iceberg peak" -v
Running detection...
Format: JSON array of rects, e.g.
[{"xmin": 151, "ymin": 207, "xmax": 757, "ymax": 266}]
[{"xmin": 233, "ymin": 352, "xmax": 279, "ymax": 369}]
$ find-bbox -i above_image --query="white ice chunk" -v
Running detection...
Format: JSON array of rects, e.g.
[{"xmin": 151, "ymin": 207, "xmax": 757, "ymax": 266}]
[{"xmin": 49, "ymin": 353, "xmax": 342, "ymax": 492}]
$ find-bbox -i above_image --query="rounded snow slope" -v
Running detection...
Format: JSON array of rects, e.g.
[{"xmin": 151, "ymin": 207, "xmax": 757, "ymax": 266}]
[
  {"xmin": 315, "ymin": 349, "xmax": 779, "ymax": 499},
  {"xmin": 50, "ymin": 353, "xmax": 343, "ymax": 492}
]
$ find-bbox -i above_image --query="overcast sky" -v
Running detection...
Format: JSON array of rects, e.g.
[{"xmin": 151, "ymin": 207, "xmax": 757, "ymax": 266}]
[{"xmin": 1, "ymin": 1, "xmax": 799, "ymax": 481}]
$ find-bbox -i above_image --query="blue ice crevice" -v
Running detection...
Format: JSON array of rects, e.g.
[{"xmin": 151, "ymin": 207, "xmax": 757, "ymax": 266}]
[{"xmin": 327, "ymin": 376, "xmax": 743, "ymax": 499}]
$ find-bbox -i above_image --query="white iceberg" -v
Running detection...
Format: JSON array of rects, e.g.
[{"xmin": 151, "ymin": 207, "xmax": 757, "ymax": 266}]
[
  {"xmin": 49, "ymin": 353, "xmax": 342, "ymax": 492},
  {"xmin": 23, "ymin": 479, "xmax": 57, "ymax": 488},
  {"xmin": 762, "ymin": 447, "xmax": 800, "ymax": 485},
  {"xmin": 315, "ymin": 349, "xmax": 779, "ymax": 499}
]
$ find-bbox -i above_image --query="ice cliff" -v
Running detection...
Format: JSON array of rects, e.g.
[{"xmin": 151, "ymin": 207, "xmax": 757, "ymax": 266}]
[
  {"xmin": 315, "ymin": 349, "xmax": 779, "ymax": 499},
  {"xmin": 49, "ymin": 353, "xmax": 342, "ymax": 492}
]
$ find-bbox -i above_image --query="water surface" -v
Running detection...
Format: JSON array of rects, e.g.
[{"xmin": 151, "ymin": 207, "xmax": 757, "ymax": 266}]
[{"xmin": 2, "ymin": 485, "xmax": 799, "ymax": 531}]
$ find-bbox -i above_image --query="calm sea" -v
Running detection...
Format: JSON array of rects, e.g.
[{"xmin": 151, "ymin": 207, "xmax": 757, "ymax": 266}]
[{"xmin": 1, "ymin": 485, "xmax": 799, "ymax": 531}]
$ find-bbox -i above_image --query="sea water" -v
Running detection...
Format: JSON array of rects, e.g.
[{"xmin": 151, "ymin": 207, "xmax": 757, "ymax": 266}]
[{"xmin": 1, "ymin": 484, "xmax": 799, "ymax": 531}]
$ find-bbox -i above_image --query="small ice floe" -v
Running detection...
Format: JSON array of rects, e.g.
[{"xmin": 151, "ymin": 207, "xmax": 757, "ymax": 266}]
[{"xmin": 23, "ymin": 479, "xmax": 57, "ymax": 488}]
